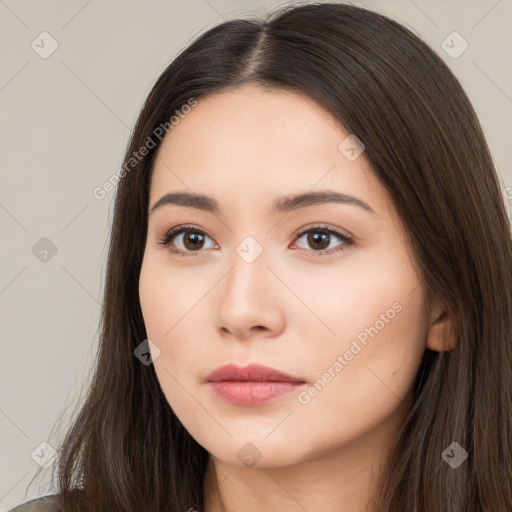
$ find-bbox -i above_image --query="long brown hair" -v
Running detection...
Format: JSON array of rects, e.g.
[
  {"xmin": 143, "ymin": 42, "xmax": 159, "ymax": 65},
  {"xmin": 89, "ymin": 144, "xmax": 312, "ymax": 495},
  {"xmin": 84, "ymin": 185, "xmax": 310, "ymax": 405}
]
[{"xmin": 28, "ymin": 2, "xmax": 511, "ymax": 511}]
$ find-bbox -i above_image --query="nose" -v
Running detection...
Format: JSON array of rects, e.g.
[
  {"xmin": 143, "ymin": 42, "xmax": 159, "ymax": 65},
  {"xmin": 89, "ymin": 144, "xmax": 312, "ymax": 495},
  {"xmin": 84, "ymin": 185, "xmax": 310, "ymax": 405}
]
[{"xmin": 214, "ymin": 249, "xmax": 286, "ymax": 341}]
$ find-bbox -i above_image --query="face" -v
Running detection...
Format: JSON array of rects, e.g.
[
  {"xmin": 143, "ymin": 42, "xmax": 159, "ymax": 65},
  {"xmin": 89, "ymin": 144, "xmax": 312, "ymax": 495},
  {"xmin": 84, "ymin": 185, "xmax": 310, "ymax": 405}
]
[{"xmin": 138, "ymin": 84, "xmax": 430, "ymax": 469}]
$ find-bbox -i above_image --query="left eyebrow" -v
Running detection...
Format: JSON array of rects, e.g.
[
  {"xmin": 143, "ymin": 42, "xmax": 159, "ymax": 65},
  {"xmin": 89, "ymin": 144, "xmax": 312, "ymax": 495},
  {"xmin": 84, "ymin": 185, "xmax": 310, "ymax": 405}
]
[
  {"xmin": 273, "ymin": 190, "xmax": 377, "ymax": 216},
  {"xmin": 149, "ymin": 190, "xmax": 377, "ymax": 217}
]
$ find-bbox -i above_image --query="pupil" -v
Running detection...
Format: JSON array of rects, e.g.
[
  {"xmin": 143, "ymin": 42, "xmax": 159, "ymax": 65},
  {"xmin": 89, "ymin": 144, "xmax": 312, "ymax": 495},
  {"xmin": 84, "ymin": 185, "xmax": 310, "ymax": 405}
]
[
  {"xmin": 309, "ymin": 231, "xmax": 329, "ymax": 250},
  {"xmin": 184, "ymin": 231, "xmax": 204, "ymax": 250}
]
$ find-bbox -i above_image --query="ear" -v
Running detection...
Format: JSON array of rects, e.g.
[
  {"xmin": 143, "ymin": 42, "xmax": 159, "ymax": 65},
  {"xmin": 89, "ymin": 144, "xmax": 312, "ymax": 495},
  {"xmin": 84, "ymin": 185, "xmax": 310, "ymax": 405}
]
[{"xmin": 425, "ymin": 302, "xmax": 457, "ymax": 352}]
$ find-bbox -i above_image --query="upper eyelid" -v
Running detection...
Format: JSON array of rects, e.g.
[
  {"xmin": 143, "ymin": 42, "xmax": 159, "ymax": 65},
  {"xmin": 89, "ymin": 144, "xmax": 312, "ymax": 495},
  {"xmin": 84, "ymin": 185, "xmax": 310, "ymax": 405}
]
[
  {"xmin": 162, "ymin": 223, "xmax": 350, "ymax": 239},
  {"xmin": 294, "ymin": 224, "xmax": 353, "ymax": 239}
]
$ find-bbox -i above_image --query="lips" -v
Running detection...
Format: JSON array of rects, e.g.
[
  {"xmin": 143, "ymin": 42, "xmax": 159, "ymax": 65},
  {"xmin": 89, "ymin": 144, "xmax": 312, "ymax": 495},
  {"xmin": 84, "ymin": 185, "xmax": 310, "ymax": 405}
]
[
  {"xmin": 206, "ymin": 363, "xmax": 304, "ymax": 383},
  {"xmin": 206, "ymin": 363, "xmax": 306, "ymax": 406}
]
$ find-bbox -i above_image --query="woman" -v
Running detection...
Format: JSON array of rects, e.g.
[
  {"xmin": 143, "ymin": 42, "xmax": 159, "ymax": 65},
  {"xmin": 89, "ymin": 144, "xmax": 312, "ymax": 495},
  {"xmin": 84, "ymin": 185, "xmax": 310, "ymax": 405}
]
[{"xmin": 11, "ymin": 2, "xmax": 512, "ymax": 511}]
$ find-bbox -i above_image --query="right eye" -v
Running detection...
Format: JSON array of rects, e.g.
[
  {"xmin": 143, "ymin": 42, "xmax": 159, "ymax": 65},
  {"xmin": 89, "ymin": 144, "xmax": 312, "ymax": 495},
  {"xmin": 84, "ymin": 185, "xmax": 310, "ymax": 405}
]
[{"xmin": 157, "ymin": 224, "xmax": 218, "ymax": 257}]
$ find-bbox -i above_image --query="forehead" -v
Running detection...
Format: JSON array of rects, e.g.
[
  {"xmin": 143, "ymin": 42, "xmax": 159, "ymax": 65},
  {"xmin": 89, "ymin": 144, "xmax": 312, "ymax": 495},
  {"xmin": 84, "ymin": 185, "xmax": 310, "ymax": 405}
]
[{"xmin": 149, "ymin": 85, "xmax": 387, "ymax": 216}]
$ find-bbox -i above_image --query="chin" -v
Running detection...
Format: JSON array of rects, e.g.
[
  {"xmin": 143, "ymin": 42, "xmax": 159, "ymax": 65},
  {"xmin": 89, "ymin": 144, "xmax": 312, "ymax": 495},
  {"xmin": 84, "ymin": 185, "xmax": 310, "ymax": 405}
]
[{"xmin": 201, "ymin": 434, "xmax": 306, "ymax": 469}]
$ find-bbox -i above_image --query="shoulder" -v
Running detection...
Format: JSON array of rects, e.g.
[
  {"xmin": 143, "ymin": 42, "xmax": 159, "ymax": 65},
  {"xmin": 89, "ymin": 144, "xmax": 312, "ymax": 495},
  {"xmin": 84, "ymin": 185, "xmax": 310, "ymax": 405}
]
[{"xmin": 8, "ymin": 494, "xmax": 60, "ymax": 512}]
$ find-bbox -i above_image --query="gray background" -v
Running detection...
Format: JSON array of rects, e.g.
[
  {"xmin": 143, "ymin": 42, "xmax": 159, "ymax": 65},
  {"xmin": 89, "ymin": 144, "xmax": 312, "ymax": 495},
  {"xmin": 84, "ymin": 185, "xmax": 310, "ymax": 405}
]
[{"xmin": 1, "ymin": 0, "xmax": 511, "ymax": 509}]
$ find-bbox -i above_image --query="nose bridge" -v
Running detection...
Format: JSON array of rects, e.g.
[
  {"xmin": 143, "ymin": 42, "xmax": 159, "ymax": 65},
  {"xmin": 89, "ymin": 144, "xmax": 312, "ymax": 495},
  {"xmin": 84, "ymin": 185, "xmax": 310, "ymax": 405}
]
[
  {"xmin": 215, "ymin": 235, "xmax": 284, "ymax": 337},
  {"xmin": 224, "ymin": 236, "xmax": 269, "ymax": 309}
]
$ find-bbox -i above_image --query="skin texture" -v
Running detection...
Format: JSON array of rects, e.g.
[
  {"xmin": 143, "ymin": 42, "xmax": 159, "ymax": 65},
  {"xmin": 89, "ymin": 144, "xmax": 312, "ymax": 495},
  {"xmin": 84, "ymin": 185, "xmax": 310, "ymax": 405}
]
[{"xmin": 138, "ymin": 84, "xmax": 453, "ymax": 511}]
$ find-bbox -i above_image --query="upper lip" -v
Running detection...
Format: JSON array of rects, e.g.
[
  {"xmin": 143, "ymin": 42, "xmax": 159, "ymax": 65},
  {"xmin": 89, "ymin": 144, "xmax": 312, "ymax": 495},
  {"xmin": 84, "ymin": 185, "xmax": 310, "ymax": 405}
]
[{"xmin": 206, "ymin": 363, "xmax": 305, "ymax": 383}]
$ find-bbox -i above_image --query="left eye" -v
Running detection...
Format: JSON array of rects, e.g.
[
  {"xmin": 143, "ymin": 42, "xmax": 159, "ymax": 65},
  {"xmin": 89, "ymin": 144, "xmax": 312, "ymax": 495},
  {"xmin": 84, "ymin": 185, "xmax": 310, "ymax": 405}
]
[
  {"xmin": 293, "ymin": 226, "xmax": 353, "ymax": 254},
  {"xmin": 158, "ymin": 224, "xmax": 354, "ymax": 257}
]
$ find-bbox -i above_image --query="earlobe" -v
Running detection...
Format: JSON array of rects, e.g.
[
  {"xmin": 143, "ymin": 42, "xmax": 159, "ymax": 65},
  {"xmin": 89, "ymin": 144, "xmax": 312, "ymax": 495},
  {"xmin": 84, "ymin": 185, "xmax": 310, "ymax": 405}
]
[{"xmin": 425, "ymin": 307, "xmax": 457, "ymax": 352}]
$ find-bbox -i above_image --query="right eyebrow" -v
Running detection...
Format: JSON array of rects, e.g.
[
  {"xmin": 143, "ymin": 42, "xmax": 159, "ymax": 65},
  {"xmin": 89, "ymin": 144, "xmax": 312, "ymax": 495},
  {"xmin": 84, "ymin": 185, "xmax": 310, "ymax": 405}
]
[{"xmin": 149, "ymin": 192, "xmax": 218, "ymax": 215}]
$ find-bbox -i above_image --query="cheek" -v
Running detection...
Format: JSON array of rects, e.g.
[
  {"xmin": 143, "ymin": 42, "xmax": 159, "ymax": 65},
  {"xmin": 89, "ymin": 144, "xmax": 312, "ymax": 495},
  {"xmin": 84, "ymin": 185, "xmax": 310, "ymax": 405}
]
[
  {"xmin": 138, "ymin": 253, "xmax": 209, "ymax": 380},
  {"xmin": 138, "ymin": 253, "xmax": 197, "ymax": 340},
  {"xmin": 138, "ymin": 259, "xmax": 166, "ymax": 340},
  {"xmin": 291, "ymin": 239, "xmax": 427, "ymax": 420},
  {"xmin": 295, "ymin": 267, "xmax": 427, "ymax": 436},
  {"xmin": 285, "ymin": 242, "xmax": 422, "ymax": 357},
  {"xmin": 139, "ymin": 246, "xmax": 221, "ymax": 334},
  {"xmin": 138, "ymin": 259, "xmax": 203, "ymax": 422}
]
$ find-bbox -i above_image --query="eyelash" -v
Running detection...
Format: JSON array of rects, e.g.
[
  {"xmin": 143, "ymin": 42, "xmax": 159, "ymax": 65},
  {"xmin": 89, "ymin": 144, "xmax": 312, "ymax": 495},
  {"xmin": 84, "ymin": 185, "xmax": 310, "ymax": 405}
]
[{"xmin": 157, "ymin": 223, "xmax": 354, "ymax": 258}]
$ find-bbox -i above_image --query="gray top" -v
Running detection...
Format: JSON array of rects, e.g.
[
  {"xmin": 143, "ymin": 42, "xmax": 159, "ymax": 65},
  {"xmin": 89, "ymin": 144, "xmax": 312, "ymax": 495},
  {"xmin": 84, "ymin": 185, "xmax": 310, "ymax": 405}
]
[{"xmin": 8, "ymin": 495, "xmax": 59, "ymax": 512}]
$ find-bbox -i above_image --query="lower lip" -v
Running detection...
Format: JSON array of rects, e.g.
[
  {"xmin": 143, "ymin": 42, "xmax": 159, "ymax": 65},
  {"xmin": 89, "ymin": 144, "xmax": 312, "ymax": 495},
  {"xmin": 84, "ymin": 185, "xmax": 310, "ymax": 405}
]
[{"xmin": 209, "ymin": 381, "xmax": 304, "ymax": 405}]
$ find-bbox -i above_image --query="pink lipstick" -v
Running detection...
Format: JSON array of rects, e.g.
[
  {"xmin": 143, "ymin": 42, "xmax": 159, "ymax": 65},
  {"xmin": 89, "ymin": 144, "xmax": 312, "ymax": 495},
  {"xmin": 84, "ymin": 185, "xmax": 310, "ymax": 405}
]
[{"xmin": 206, "ymin": 363, "xmax": 305, "ymax": 406}]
